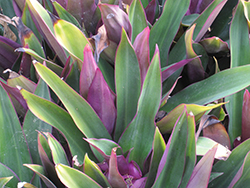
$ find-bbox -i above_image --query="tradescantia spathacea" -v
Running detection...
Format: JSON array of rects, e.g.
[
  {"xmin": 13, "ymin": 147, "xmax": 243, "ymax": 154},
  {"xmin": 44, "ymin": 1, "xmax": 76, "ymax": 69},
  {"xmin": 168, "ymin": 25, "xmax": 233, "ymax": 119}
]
[{"xmin": 0, "ymin": 0, "xmax": 250, "ymax": 187}]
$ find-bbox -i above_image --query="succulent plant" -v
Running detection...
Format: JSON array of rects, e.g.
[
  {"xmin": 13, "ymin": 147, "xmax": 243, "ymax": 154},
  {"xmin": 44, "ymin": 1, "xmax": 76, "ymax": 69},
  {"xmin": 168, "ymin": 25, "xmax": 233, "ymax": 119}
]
[{"xmin": 1, "ymin": 0, "xmax": 250, "ymax": 187}]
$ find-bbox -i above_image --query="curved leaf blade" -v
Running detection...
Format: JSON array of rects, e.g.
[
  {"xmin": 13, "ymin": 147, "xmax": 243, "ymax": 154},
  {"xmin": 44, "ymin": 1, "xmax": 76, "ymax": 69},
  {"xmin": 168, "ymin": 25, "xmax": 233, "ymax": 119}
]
[{"xmin": 33, "ymin": 61, "xmax": 111, "ymax": 139}]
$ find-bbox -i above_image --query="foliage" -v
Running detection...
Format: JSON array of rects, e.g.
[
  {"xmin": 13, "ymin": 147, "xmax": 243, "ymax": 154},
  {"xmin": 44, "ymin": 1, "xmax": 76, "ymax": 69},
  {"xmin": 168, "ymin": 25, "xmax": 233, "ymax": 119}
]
[{"xmin": 0, "ymin": 0, "xmax": 250, "ymax": 187}]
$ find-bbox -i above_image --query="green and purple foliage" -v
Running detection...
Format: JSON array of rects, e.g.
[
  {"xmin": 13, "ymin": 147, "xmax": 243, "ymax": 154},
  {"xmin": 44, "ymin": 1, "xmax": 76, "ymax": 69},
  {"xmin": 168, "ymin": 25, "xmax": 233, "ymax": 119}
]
[{"xmin": 0, "ymin": 0, "xmax": 250, "ymax": 187}]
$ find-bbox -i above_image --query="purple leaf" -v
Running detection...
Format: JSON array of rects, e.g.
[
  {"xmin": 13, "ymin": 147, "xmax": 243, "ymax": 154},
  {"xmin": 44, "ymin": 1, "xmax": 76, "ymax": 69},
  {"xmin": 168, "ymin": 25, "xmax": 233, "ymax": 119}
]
[
  {"xmin": 0, "ymin": 36, "xmax": 21, "ymax": 69},
  {"xmin": 133, "ymin": 27, "xmax": 150, "ymax": 82},
  {"xmin": 80, "ymin": 44, "xmax": 98, "ymax": 99},
  {"xmin": 13, "ymin": 0, "xmax": 24, "ymax": 17},
  {"xmin": 108, "ymin": 148, "xmax": 127, "ymax": 188},
  {"xmin": 19, "ymin": 48, "xmax": 32, "ymax": 78},
  {"xmin": 55, "ymin": 0, "xmax": 67, "ymax": 9},
  {"xmin": 0, "ymin": 81, "xmax": 28, "ymax": 111},
  {"xmin": 242, "ymin": 89, "xmax": 250, "ymax": 142},
  {"xmin": 145, "ymin": 0, "xmax": 157, "ymax": 25},
  {"xmin": 187, "ymin": 0, "xmax": 214, "ymax": 15},
  {"xmin": 66, "ymin": 0, "xmax": 98, "ymax": 34},
  {"xmin": 162, "ymin": 57, "xmax": 198, "ymax": 82},
  {"xmin": 186, "ymin": 144, "xmax": 218, "ymax": 188},
  {"xmin": 132, "ymin": 177, "xmax": 147, "ymax": 188},
  {"xmin": 87, "ymin": 68, "xmax": 116, "ymax": 134},
  {"xmin": 99, "ymin": 4, "xmax": 132, "ymax": 44}
]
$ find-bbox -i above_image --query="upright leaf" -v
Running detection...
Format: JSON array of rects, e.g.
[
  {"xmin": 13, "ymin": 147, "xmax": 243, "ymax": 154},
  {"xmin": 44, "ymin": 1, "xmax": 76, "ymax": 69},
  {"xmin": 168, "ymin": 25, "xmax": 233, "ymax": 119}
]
[
  {"xmin": 114, "ymin": 29, "xmax": 141, "ymax": 141},
  {"xmin": 149, "ymin": 0, "xmax": 190, "ymax": 66},
  {"xmin": 87, "ymin": 69, "xmax": 116, "ymax": 134},
  {"xmin": 128, "ymin": 0, "xmax": 147, "ymax": 43},
  {"xmin": 242, "ymin": 89, "xmax": 250, "ymax": 142},
  {"xmin": 119, "ymin": 46, "xmax": 161, "ymax": 169},
  {"xmin": 226, "ymin": 0, "xmax": 250, "ymax": 144},
  {"xmin": 153, "ymin": 107, "xmax": 196, "ymax": 187},
  {"xmin": 0, "ymin": 84, "xmax": 33, "ymax": 182},
  {"xmin": 22, "ymin": 78, "xmax": 52, "ymax": 165},
  {"xmin": 33, "ymin": 61, "xmax": 111, "ymax": 139},
  {"xmin": 187, "ymin": 145, "xmax": 218, "ymax": 188}
]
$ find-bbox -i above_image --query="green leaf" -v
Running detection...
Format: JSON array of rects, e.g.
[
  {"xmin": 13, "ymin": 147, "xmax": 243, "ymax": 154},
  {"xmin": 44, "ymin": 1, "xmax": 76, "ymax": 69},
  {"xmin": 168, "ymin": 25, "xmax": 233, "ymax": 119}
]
[
  {"xmin": 0, "ymin": 163, "xmax": 19, "ymax": 187},
  {"xmin": 0, "ymin": 84, "xmax": 33, "ymax": 182},
  {"xmin": 149, "ymin": 0, "xmax": 190, "ymax": 66},
  {"xmin": 226, "ymin": 0, "xmax": 250, "ymax": 144},
  {"xmin": 83, "ymin": 154, "xmax": 111, "ymax": 187},
  {"xmin": 52, "ymin": 1, "xmax": 81, "ymax": 29},
  {"xmin": 153, "ymin": 107, "xmax": 196, "ymax": 187},
  {"xmin": 25, "ymin": 0, "xmax": 68, "ymax": 64},
  {"xmin": 33, "ymin": 61, "xmax": 111, "ymax": 139},
  {"xmin": 161, "ymin": 64, "xmax": 250, "ymax": 113},
  {"xmin": 145, "ymin": 127, "xmax": 166, "ymax": 188},
  {"xmin": 23, "ymin": 78, "xmax": 52, "ymax": 165},
  {"xmin": 229, "ymin": 151, "xmax": 250, "ymax": 187},
  {"xmin": 46, "ymin": 133, "xmax": 69, "ymax": 166},
  {"xmin": 209, "ymin": 139, "xmax": 250, "ymax": 187},
  {"xmin": 168, "ymin": 0, "xmax": 228, "ymax": 64},
  {"xmin": 20, "ymin": 89, "xmax": 95, "ymax": 164},
  {"xmin": 56, "ymin": 164, "xmax": 102, "ymax": 188},
  {"xmin": 0, "ymin": 176, "xmax": 13, "ymax": 188},
  {"xmin": 129, "ymin": 0, "xmax": 147, "ymax": 43},
  {"xmin": 52, "ymin": 16, "xmax": 91, "ymax": 68},
  {"xmin": 24, "ymin": 164, "xmax": 57, "ymax": 188},
  {"xmin": 158, "ymin": 103, "xmax": 225, "ymax": 133},
  {"xmin": 119, "ymin": 46, "xmax": 161, "ymax": 169},
  {"xmin": 114, "ymin": 28, "xmax": 141, "ymax": 141}
]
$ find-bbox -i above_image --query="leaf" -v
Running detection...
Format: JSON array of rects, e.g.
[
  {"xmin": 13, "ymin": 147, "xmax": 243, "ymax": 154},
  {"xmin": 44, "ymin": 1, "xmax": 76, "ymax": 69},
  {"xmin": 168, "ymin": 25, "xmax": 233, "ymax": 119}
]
[
  {"xmin": 99, "ymin": 4, "xmax": 132, "ymax": 44},
  {"xmin": 157, "ymin": 103, "xmax": 225, "ymax": 133},
  {"xmin": 20, "ymin": 88, "xmax": 95, "ymax": 164},
  {"xmin": 84, "ymin": 138, "xmax": 120, "ymax": 158},
  {"xmin": 241, "ymin": 89, "xmax": 250, "ymax": 141},
  {"xmin": 0, "ymin": 176, "xmax": 13, "ymax": 188},
  {"xmin": 56, "ymin": 163, "xmax": 102, "ymax": 188},
  {"xmin": 0, "ymin": 163, "xmax": 19, "ymax": 188},
  {"xmin": 83, "ymin": 154, "xmax": 111, "ymax": 188},
  {"xmin": 168, "ymin": 0, "xmax": 228, "ymax": 64},
  {"xmin": 187, "ymin": 145, "xmax": 218, "ymax": 188},
  {"xmin": 199, "ymin": 36, "xmax": 229, "ymax": 54},
  {"xmin": 145, "ymin": 127, "xmax": 166, "ymax": 188},
  {"xmin": 119, "ymin": 46, "xmax": 161, "ymax": 169},
  {"xmin": 161, "ymin": 64, "xmax": 250, "ymax": 113},
  {"xmin": 226, "ymin": 0, "xmax": 250, "ymax": 144},
  {"xmin": 133, "ymin": 26, "xmax": 150, "ymax": 82},
  {"xmin": 25, "ymin": 0, "xmax": 68, "ymax": 64},
  {"xmin": 228, "ymin": 151, "xmax": 250, "ymax": 187},
  {"xmin": 52, "ymin": 1, "xmax": 81, "ymax": 29},
  {"xmin": 197, "ymin": 137, "xmax": 231, "ymax": 161},
  {"xmin": 184, "ymin": 24, "xmax": 205, "ymax": 83},
  {"xmin": 52, "ymin": 14, "xmax": 92, "ymax": 68},
  {"xmin": 80, "ymin": 44, "xmax": 98, "ymax": 99},
  {"xmin": 108, "ymin": 148, "xmax": 127, "ymax": 188},
  {"xmin": 22, "ymin": 78, "xmax": 52, "ymax": 165},
  {"xmin": 149, "ymin": 0, "xmax": 190, "ymax": 66},
  {"xmin": 0, "ymin": 36, "xmax": 21, "ymax": 69},
  {"xmin": 202, "ymin": 115, "xmax": 231, "ymax": 149},
  {"xmin": 46, "ymin": 133, "xmax": 69, "ymax": 166},
  {"xmin": 33, "ymin": 61, "xmax": 111, "ymax": 139},
  {"xmin": 24, "ymin": 164, "xmax": 57, "ymax": 188},
  {"xmin": 0, "ymin": 83, "xmax": 33, "ymax": 182},
  {"xmin": 209, "ymin": 138, "xmax": 250, "ymax": 187},
  {"xmin": 153, "ymin": 107, "xmax": 196, "ymax": 187},
  {"xmin": 128, "ymin": 0, "xmax": 147, "ymax": 43},
  {"xmin": 114, "ymin": 28, "xmax": 141, "ymax": 141}
]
